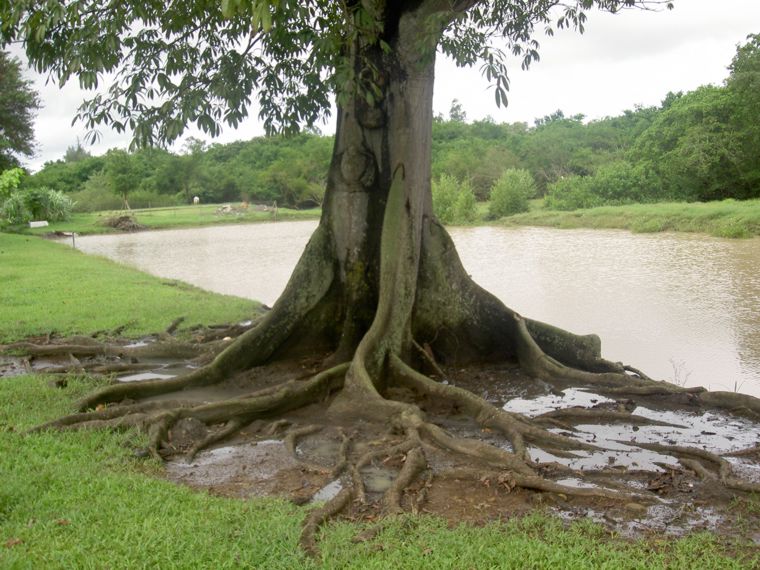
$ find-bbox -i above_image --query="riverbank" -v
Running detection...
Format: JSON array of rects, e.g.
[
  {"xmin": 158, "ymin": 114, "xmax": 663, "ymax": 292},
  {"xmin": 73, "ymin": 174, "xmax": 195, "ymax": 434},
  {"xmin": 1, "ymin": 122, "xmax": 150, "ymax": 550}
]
[
  {"xmin": 1, "ymin": 232, "xmax": 758, "ymax": 567},
  {"xmin": 0, "ymin": 233, "xmax": 258, "ymax": 342},
  {"xmin": 14, "ymin": 203, "xmax": 321, "ymax": 236},
  {"xmin": 9, "ymin": 198, "xmax": 760, "ymax": 239},
  {"xmin": 499, "ymin": 199, "xmax": 760, "ymax": 238}
]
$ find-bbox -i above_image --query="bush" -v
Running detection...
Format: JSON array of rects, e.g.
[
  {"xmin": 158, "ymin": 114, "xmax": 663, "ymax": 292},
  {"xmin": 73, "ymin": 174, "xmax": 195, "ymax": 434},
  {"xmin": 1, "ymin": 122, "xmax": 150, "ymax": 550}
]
[
  {"xmin": 453, "ymin": 180, "xmax": 477, "ymax": 223},
  {"xmin": 432, "ymin": 174, "xmax": 477, "ymax": 224},
  {"xmin": 545, "ymin": 176, "xmax": 599, "ymax": 211},
  {"xmin": 432, "ymin": 174, "xmax": 460, "ymax": 223},
  {"xmin": 586, "ymin": 161, "xmax": 662, "ymax": 205},
  {"xmin": 1, "ymin": 192, "xmax": 31, "ymax": 224},
  {"xmin": 1, "ymin": 186, "xmax": 74, "ymax": 224},
  {"xmin": 488, "ymin": 168, "xmax": 536, "ymax": 218}
]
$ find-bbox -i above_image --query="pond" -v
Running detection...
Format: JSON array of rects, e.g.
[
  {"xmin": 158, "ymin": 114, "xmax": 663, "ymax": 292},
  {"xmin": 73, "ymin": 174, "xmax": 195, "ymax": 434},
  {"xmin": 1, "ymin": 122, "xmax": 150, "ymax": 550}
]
[{"xmin": 66, "ymin": 222, "xmax": 760, "ymax": 397}]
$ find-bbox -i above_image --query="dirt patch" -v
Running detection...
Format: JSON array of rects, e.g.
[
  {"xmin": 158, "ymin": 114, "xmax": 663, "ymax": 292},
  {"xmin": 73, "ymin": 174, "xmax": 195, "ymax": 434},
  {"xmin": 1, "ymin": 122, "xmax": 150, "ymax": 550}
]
[
  {"xmin": 101, "ymin": 215, "xmax": 145, "ymax": 232},
  {"xmin": 142, "ymin": 361, "xmax": 760, "ymax": 543},
  {"xmin": 4, "ymin": 339, "xmax": 760, "ymax": 544}
]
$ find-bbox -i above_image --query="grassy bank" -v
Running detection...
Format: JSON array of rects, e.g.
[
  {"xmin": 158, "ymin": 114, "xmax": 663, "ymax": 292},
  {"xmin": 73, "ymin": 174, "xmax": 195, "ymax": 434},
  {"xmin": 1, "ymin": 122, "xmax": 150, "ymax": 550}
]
[
  {"xmin": 17, "ymin": 203, "xmax": 320, "ymax": 236},
  {"xmin": 1, "ymin": 234, "xmax": 757, "ymax": 567},
  {"xmin": 0, "ymin": 233, "xmax": 257, "ymax": 342},
  {"xmin": 500, "ymin": 199, "xmax": 760, "ymax": 238}
]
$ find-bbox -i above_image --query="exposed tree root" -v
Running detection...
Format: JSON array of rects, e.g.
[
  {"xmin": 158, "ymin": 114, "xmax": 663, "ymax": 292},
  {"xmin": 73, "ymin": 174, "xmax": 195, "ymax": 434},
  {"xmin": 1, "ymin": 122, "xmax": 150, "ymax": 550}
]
[
  {"xmin": 383, "ymin": 446, "xmax": 427, "ymax": 514},
  {"xmin": 390, "ymin": 355, "xmax": 595, "ymax": 459},
  {"xmin": 632, "ymin": 442, "xmax": 760, "ymax": 493},
  {"xmin": 285, "ymin": 425, "xmax": 332, "ymax": 474},
  {"xmin": 533, "ymin": 408, "xmax": 687, "ymax": 429},
  {"xmin": 299, "ymin": 487, "xmax": 355, "ymax": 557},
  {"xmin": 185, "ymin": 417, "xmax": 248, "ymax": 462},
  {"xmin": 437, "ymin": 467, "xmax": 638, "ymax": 502}
]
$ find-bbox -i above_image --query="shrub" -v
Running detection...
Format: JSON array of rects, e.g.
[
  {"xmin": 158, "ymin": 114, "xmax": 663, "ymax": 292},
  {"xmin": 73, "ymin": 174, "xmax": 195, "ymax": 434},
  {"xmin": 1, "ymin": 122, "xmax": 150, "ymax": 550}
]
[
  {"xmin": 1, "ymin": 186, "xmax": 73, "ymax": 224},
  {"xmin": 586, "ymin": 161, "xmax": 662, "ymax": 205},
  {"xmin": 453, "ymin": 179, "xmax": 477, "ymax": 223},
  {"xmin": 432, "ymin": 174, "xmax": 460, "ymax": 223},
  {"xmin": 488, "ymin": 168, "xmax": 536, "ymax": 218},
  {"xmin": 545, "ymin": 176, "xmax": 599, "ymax": 211},
  {"xmin": 432, "ymin": 174, "xmax": 477, "ymax": 224},
  {"xmin": 1, "ymin": 192, "xmax": 31, "ymax": 224}
]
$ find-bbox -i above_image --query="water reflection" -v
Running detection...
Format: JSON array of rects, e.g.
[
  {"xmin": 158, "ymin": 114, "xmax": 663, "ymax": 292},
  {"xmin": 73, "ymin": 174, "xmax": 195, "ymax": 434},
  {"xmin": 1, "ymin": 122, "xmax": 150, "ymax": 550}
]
[{"xmin": 68, "ymin": 222, "xmax": 760, "ymax": 396}]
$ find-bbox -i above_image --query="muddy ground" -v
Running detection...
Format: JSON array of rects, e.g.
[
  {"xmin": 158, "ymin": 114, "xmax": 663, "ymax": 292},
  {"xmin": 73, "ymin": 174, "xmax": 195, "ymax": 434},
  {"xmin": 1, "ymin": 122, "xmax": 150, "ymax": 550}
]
[{"xmin": 3, "ymin": 342, "xmax": 760, "ymax": 545}]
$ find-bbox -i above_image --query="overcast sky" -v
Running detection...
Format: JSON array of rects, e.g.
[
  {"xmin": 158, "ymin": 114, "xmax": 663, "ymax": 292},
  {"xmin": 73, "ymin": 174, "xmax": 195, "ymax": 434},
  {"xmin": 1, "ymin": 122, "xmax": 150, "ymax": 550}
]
[{"xmin": 17, "ymin": 0, "xmax": 760, "ymax": 171}]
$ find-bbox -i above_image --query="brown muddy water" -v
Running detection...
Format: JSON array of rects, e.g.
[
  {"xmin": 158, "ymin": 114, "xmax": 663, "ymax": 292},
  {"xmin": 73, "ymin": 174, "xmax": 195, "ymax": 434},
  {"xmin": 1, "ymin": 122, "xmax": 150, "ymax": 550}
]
[{"xmin": 64, "ymin": 222, "xmax": 760, "ymax": 397}]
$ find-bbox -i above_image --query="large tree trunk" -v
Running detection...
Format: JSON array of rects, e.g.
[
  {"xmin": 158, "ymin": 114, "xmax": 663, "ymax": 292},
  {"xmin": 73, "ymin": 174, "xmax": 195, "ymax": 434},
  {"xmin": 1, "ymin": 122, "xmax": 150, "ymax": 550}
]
[{"xmin": 70, "ymin": 2, "xmax": 622, "ymax": 412}]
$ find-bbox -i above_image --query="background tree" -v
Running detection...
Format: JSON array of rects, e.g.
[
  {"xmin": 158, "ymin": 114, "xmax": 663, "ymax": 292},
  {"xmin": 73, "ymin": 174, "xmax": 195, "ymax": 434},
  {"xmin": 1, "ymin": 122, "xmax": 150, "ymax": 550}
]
[
  {"xmin": 63, "ymin": 139, "xmax": 92, "ymax": 163},
  {"xmin": 726, "ymin": 33, "xmax": 760, "ymax": 194},
  {"xmin": 9, "ymin": 2, "xmax": 757, "ymax": 557},
  {"xmin": 630, "ymin": 86, "xmax": 743, "ymax": 201},
  {"xmin": 0, "ymin": 51, "xmax": 41, "ymax": 170},
  {"xmin": 104, "ymin": 149, "xmax": 138, "ymax": 209}
]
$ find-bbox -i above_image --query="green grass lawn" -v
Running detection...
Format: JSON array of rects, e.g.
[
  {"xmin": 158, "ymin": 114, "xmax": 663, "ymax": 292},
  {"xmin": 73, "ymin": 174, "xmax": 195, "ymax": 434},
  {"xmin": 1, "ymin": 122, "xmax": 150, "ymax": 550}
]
[
  {"xmin": 16, "ymin": 203, "xmax": 321, "ymax": 236},
  {"xmin": 0, "ymin": 233, "xmax": 258, "ymax": 342},
  {"xmin": 1, "ymin": 232, "xmax": 757, "ymax": 568},
  {"xmin": 500, "ymin": 198, "xmax": 760, "ymax": 238}
]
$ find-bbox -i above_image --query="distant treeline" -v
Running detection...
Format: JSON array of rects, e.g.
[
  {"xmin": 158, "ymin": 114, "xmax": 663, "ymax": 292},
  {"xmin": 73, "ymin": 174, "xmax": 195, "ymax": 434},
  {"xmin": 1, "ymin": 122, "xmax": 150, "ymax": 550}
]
[{"xmin": 23, "ymin": 33, "xmax": 759, "ymax": 213}]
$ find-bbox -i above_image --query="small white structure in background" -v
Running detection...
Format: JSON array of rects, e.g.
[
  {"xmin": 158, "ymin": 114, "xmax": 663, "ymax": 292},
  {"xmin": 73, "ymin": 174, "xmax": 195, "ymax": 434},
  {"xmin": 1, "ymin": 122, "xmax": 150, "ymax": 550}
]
[
  {"xmin": 29, "ymin": 221, "xmax": 48, "ymax": 228},
  {"xmin": 193, "ymin": 196, "xmax": 200, "ymax": 205}
]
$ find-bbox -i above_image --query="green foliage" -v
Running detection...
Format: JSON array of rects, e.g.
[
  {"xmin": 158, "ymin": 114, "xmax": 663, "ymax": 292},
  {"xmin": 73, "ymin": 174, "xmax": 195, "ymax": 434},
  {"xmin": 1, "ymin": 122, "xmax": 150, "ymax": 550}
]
[
  {"xmin": 630, "ymin": 86, "xmax": 745, "ymax": 202},
  {"xmin": 453, "ymin": 180, "xmax": 477, "ymax": 223},
  {"xmin": 0, "ymin": 191, "xmax": 31, "ymax": 224},
  {"xmin": 128, "ymin": 189, "xmax": 182, "ymax": 210},
  {"xmin": 726, "ymin": 33, "xmax": 760, "ymax": 192},
  {"xmin": 0, "ymin": 166, "xmax": 23, "ymax": 200},
  {"xmin": 1, "ymin": 185, "xmax": 74, "ymax": 223},
  {"xmin": 0, "ymin": 51, "xmax": 41, "ymax": 169},
  {"xmin": 69, "ymin": 171, "xmax": 121, "ymax": 212},
  {"xmin": 25, "ymin": 186, "xmax": 74, "ymax": 221},
  {"xmin": 432, "ymin": 174, "xmax": 477, "ymax": 224},
  {"xmin": 432, "ymin": 174, "xmax": 460, "ymax": 223},
  {"xmin": 1, "ymin": 0, "xmax": 668, "ymax": 148},
  {"xmin": 488, "ymin": 168, "xmax": 536, "ymax": 218},
  {"xmin": 545, "ymin": 175, "xmax": 599, "ymax": 211},
  {"xmin": 104, "ymin": 149, "xmax": 138, "ymax": 207},
  {"xmin": 1, "ymin": 169, "xmax": 74, "ymax": 224}
]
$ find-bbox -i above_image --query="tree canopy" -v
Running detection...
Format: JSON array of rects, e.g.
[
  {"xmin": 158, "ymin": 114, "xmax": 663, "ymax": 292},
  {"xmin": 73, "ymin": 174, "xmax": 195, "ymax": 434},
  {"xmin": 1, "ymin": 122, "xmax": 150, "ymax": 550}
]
[
  {"xmin": 0, "ymin": 50, "xmax": 41, "ymax": 170},
  {"xmin": 1, "ymin": 0, "xmax": 671, "ymax": 148}
]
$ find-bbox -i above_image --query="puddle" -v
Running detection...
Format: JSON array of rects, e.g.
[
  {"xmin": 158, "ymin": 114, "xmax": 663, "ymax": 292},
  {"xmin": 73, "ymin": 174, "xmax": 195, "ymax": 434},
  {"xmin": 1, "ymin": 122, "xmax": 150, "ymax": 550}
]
[
  {"xmin": 118, "ymin": 371, "xmax": 176, "ymax": 382},
  {"xmin": 501, "ymin": 387, "xmax": 760, "ymax": 473},
  {"xmin": 166, "ymin": 440, "xmax": 301, "ymax": 496},
  {"xmin": 362, "ymin": 465, "xmax": 395, "ymax": 494},
  {"xmin": 503, "ymin": 388, "xmax": 616, "ymax": 416},
  {"xmin": 312, "ymin": 479, "xmax": 343, "ymax": 502}
]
